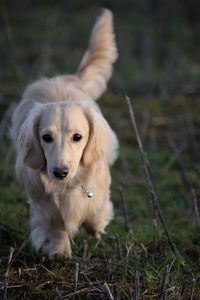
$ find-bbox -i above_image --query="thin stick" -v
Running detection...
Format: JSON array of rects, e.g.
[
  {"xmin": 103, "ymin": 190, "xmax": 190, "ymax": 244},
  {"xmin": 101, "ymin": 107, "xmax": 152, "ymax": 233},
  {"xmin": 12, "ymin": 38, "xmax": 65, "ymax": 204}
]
[
  {"xmin": 73, "ymin": 263, "xmax": 79, "ymax": 292},
  {"xmin": 134, "ymin": 270, "xmax": 140, "ymax": 300},
  {"xmin": 177, "ymin": 284, "xmax": 185, "ymax": 299},
  {"xmin": 80, "ymin": 272, "xmax": 93, "ymax": 287},
  {"xmin": 3, "ymin": 247, "xmax": 15, "ymax": 300},
  {"xmin": 119, "ymin": 186, "xmax": 129, "ymax": 233},
  {"xmin": 104, "ymin": 282, "xmax": 114, "ymax": 300},
  {"xmin": 126, "ymin": 96, "xmax": 182, "ymax": 261},
  {"xmin": 61, "ymin": 287, "xmax": 98, "ymax": 299},
  {"xmin": 158, "ymin": 257, "xmax": 176, "ymax": 300},
  {"xmin": 39, "ymin": 264, "xmax": 56, "ymax": 277},
  {"xmin": 189, "ymin": 276, "xmax": 196, "ymax": 300},
  {"xmin": 36, "ymin": 280, "xmax": 53, "ymax": 289},
  {"xmin": 191, "ymin": 189, "xmax": 200, "ymax": 233},
  {"xmin": 123, "ymin": 243, "xmax": 133, "ymax": 281}
]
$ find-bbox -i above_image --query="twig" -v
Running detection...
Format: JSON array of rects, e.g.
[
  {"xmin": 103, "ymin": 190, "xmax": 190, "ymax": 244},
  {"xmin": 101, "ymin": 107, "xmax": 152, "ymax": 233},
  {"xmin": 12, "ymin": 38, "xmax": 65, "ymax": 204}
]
[
  {"xmin": 191, "ymin": 189, "xmax": 200, "ymax": 233},
  {"xmin": 123, "ymin": 243, "xmax": 133, "ymax": 280},
  {"xmin": 189, "ymin": 276, "xmax": 196, "ymax": 300},
  {"xmin": 134, "ymin": 270, "xmax": 140, "ymax": 300},
  {"xmin": 88, "ymin": 237, "xmax": 101, "ymax": 259},
  {"xmin": 119, "ymin": 186, "xmax": 129, "ymax": 233},
  {"xmin": 73, "ymin": 263, "xmax": 79, "ymax": 292},
  {"xmin": 127, "ymin": 99, "xmax": 159, "ymax": 245},
  {"xmin": 104, "ymin": 282, "xmax": 114, "ymax": 300},
  {"xmin": 1, "ymin": 285, "xmax": 23, "ymax": 290},
  {"xmin": 80, "ymin": 272, "xmax": 93, "ymax": 287},
  {"xmin": 177, "ymin": 284, "xmax": 185, "ymax": 299},
  {"xmin": 61, "ymin": 287, "xmax": 98, "ymax": 299},
  {"xmin": 158, "ymin": 257, "xmax": 176, "ymax": 300},
  {"xmin": 126, "ymin": 95, "xmax": 183, "ymax": 262},
  {"xmin": 3, "ymin": 247, "xmax": 15, "ymax": 300},
  {"xmin": 36, "ymin": 280, "xmax": 53, "ymax": 289},
  {"xmin": 39, "ymin": 264, "xmax": 57, "ymax": 277}
]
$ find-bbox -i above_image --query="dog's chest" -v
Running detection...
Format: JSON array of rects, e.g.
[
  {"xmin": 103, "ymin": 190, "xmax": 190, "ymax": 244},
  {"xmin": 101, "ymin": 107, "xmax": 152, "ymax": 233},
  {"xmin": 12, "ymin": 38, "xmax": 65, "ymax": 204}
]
[{"xmin": 52, "ymin": 185, "xmax": 93, "ymax": 228}]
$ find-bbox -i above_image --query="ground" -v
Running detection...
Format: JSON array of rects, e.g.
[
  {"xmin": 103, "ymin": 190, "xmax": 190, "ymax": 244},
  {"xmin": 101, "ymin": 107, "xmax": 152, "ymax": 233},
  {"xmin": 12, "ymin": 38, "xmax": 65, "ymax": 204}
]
[{"xmin": 0, "ymin": 3, "xmax": 200, "ymax": 299}]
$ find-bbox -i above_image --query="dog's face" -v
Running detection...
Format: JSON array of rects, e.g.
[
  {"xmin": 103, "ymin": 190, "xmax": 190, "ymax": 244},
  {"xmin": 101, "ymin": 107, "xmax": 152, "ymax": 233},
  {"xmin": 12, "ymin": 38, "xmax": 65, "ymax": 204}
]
[
  {"xmin": 39, "ymin": 104, "xmax": 89, "ymax": 180},
  {"xmin": 18, "ymin": 102, "xmax": 109, "ymax": 181}
]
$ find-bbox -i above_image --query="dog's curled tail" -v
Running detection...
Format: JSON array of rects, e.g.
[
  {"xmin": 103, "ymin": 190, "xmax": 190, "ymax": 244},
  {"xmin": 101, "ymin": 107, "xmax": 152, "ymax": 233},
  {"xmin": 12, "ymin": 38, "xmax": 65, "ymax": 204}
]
[{"xmin": 77, "ymin": 9, "xmax": 118, "ymax": 100}]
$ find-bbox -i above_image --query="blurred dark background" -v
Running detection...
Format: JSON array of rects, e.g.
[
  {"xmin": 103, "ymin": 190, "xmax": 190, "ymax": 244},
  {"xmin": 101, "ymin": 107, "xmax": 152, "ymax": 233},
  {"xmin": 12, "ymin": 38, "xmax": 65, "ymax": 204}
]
[{"xmin": 0, "ymin": 0, "xmax": 200, "ymax": 120}]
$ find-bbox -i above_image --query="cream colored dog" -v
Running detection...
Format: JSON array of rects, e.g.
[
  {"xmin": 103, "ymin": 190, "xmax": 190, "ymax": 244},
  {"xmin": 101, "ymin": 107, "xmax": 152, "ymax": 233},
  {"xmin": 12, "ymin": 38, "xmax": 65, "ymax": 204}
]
[{"xmin": 12, "ymin": 9, "xmax": 118, "ymax": 259}]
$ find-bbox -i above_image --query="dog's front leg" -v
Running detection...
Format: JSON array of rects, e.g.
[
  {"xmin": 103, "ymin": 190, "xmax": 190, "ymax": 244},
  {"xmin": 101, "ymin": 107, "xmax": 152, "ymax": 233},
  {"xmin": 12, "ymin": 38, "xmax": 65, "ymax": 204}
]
[{"xmin": 29, "ymin": 199, "xmax": 72, "ymax": 259}]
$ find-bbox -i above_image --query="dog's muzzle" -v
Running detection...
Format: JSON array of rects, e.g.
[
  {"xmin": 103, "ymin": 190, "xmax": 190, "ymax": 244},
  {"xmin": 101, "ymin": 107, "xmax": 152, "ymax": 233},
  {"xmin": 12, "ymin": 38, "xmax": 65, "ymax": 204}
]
[{"xmin": 53, "ymin": 166, "xmax": 69, "ymax": 180}]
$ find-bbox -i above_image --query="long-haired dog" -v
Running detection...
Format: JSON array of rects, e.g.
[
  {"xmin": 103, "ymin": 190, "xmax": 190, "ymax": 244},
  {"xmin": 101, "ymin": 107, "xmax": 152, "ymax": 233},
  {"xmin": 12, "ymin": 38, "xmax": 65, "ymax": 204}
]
[{"xmin": 12, "ymin": 9, "xmax": 118, "ymax": 259}]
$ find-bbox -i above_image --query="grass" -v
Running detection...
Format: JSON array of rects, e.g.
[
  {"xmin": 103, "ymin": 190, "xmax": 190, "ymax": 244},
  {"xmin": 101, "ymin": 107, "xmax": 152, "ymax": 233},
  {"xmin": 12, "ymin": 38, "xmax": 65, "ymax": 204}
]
[
  {"xmin": 1, "ymin": 96, "xmax": 200, "ymax": 299},
  {"xmin": 0, "ymin": 3, "xmax": 200, "ymax": 299}
]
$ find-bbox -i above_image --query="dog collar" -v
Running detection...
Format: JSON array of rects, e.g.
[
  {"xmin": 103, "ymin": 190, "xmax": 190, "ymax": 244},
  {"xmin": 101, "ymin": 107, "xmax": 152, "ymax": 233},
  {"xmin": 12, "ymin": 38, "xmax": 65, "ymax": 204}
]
[{"xmin": 81, "ymin": 185, "xmax": 93, "ymax": 198}]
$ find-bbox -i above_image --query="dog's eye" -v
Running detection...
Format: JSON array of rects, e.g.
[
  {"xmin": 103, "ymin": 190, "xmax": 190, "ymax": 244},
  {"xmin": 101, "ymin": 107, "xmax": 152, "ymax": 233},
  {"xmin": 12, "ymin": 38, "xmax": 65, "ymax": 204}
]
[
  {"xmin": 72, "ymin": 133, "xmax": 82, "ymax": 142},
  {"xmin": 42, "ymin": 134, "xmax": 53, "ymax": 143}
]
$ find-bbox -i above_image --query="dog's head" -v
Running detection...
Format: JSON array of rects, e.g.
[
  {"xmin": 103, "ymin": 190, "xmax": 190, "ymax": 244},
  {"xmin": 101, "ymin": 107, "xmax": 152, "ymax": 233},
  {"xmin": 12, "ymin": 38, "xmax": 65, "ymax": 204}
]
[{"xmin": 17, "ymin": 102, "xmax": 110, "ymax": 181}]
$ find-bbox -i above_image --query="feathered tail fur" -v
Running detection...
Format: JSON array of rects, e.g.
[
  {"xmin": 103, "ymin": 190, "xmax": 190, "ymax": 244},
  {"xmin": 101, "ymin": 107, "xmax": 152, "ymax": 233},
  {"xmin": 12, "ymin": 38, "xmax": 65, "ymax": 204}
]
[{"xmin": 78, "ymin": 9, "xmax": 118, "ymax": 100}]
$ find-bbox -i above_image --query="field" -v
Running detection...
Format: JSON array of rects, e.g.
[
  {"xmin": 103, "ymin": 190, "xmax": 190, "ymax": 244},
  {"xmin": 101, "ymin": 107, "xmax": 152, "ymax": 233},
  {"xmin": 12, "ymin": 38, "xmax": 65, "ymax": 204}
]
[{"xmin": 0, "ymin": 2, "xmax": 200, "ymax": 299}]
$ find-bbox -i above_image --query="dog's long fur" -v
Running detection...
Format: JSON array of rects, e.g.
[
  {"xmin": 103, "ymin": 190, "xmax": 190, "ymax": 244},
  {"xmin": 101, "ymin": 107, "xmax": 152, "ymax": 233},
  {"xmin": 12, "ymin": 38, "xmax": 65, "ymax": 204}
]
[{"xmin": 12, "ymin": 9, "xmax": 118, "ymax": 258}]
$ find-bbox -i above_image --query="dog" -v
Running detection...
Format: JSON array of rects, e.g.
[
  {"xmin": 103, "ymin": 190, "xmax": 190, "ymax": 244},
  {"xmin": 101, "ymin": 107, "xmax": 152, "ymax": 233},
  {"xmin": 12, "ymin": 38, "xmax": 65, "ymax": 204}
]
[{"xmin": 12, "ymin": 9, "xmax": 118, "ymax": 259}]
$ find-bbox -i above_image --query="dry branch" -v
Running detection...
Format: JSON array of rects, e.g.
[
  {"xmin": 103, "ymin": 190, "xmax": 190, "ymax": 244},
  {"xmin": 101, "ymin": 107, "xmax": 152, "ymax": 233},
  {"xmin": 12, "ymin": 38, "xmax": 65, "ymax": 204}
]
[
  {"xmin": 123, "ymin": 243, "xmax": 133, "ymax": 281},
  {"xmin": 3, "ymin": 247, "xmax": 15, "ymax": 300},
  {"xmin": 73, "ymin": 262, "xmax": 79, "ymax": 292},
  {"xmin": 133, "ymin": 270, "xmax": 140, "ymax": 300},
  {"xmin": 189, "ymin": 276, "xmax": 196, "ymax": 300},
  {"xmin": 158, "ymin": 257, "xmax": 176, "ymax": 300},
  {"xmin": 61, "ymin": 287, "xmax": 98, "ymax": 299},
  {"xmin": 104, "ymin": 282, "xmax": 114, "ymax": 300},
  {"xmin": 126, "ymin": 96, "xmax": 182, "ymax": 261}
]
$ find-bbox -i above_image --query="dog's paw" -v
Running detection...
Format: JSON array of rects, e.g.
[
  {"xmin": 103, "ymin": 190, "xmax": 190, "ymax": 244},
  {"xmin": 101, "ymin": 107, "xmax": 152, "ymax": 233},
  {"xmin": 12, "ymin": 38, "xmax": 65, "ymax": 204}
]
[
  {"xmin": 31, "ymin": 227, "xmax": 72, "ymax": 259},
  {"xmin": 94, "ymin": 229, "xmax": 106, "ymax": 240},
  {"xmin": 42, "ymin": 233, "xmax": 72, "ymax": 259}
]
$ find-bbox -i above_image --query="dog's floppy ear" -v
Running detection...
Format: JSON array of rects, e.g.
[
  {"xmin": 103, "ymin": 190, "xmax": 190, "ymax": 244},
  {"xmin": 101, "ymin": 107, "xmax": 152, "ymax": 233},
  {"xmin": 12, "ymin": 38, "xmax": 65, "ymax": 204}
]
[
  {"xmin": 17, "ymin": 104, "xmax": 45, "ymax": 170},
  {"xmin": 77, "ymin": 9, "xmax": 118, "ymax": 100},
  {"xmin": 82, "ymin": 108, "xmax": 110, "ymax": 166}
]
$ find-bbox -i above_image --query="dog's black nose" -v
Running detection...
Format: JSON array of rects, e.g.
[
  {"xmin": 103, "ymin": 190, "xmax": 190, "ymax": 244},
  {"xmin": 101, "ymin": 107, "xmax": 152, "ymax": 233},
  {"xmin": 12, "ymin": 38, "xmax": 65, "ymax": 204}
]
[{"xmin": 53, "ymin": 166, "xmax": 69, "ymax": 180}]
